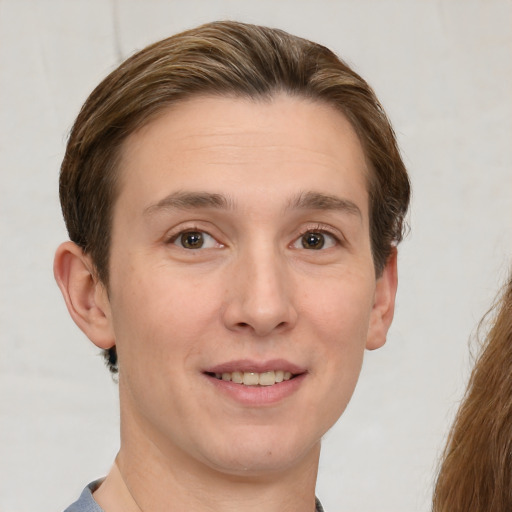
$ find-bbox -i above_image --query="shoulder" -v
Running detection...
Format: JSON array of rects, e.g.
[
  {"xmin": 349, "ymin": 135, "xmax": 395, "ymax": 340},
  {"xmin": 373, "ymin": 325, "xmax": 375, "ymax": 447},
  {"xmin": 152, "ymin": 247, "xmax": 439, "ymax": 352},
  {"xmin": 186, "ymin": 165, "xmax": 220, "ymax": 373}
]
[{"xmin": 63, "ymin": 480, "xmax": 104, "ymax": 512}]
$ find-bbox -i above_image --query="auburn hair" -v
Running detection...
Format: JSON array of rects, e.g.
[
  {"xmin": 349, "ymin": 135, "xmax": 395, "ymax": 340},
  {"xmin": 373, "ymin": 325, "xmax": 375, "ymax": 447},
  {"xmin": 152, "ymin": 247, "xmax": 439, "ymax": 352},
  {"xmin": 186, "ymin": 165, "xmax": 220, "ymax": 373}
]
[{"xmin": 433, "ymin": 272, "xmax": 512, "ymax": 512}]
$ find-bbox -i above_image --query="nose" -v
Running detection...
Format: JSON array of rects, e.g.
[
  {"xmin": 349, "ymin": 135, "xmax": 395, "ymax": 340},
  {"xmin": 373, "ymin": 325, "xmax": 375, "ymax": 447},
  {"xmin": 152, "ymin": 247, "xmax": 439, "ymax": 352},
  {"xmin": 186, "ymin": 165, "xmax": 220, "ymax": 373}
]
[{"xmin": 222, "ymin": 246, "xmax": 298, "ymax": 337}]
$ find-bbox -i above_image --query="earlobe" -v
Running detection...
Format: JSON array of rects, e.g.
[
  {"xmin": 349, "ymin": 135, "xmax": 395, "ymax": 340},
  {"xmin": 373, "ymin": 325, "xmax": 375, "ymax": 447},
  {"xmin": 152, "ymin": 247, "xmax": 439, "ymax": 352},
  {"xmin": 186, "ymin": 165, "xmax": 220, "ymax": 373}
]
[
  {"xmin": 53, "ymin": 241, "xmax": 115, "ymax": 349},
  {"xmin": 366, "ymin": 248, "xmax": 398, "ymax": 351}
]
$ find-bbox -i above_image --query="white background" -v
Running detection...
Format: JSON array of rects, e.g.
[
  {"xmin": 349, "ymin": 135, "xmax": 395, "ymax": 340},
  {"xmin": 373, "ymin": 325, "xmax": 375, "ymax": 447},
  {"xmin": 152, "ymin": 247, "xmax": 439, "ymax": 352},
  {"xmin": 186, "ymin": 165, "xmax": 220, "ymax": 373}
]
[{"xmin": 0, "ymin": 1, "xmax": 511, "ymax": 511}]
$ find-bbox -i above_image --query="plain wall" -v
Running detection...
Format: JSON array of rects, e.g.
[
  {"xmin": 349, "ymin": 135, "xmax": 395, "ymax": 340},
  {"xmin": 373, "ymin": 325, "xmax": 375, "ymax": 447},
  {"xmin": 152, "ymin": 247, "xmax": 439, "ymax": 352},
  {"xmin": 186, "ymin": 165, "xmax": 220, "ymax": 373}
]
[{"xmin": 0, "ymin": 1, "xmax": 511, "ymax": 511}]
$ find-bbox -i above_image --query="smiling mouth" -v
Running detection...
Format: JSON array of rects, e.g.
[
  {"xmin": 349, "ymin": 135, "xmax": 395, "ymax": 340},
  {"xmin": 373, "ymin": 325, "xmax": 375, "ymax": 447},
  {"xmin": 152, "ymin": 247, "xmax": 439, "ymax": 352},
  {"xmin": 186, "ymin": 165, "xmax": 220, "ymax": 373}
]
[{"xmin": 207, "ymin": 370, "xmax": 294, "ymax": 386}]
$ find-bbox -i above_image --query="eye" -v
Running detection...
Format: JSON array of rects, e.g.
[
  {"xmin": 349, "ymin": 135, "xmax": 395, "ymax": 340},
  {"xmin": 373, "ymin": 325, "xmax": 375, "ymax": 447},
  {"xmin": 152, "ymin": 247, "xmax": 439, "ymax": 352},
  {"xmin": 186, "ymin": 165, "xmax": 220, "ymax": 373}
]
[
  {"xmin": 293, "ymin": 231, "xmax": 338, "ymax": 250},
  {"xmin": 172, "ymin": 230, "xmax": 219, "ymax": 250}
]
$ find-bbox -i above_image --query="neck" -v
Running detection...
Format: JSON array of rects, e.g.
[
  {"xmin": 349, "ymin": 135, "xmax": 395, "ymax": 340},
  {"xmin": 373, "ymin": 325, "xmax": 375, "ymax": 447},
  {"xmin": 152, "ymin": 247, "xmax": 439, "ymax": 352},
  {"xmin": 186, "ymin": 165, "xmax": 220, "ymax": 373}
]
[
  {"xmin": 94, "ymin": 380, "xmax": 322, "ymax": 512},
  {"xmin": 94, "ymin": 431, "xmax": 320, "ymax": 512}
]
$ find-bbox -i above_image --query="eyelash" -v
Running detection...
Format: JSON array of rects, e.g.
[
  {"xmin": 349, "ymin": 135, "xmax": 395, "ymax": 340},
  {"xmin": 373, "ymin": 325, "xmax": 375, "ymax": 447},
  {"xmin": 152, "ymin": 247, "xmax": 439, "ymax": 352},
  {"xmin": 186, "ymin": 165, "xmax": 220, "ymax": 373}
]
[
  {"xmin": 166, "ymin": 226, "xmax": 221, "ymax": 250},
  {"xmin": 292, "ymin": 224, "xmax": 343, "ymax": 250},
  {"xmin": 165, "ymin": 223, "xmax": 343, "ymax": 250}
]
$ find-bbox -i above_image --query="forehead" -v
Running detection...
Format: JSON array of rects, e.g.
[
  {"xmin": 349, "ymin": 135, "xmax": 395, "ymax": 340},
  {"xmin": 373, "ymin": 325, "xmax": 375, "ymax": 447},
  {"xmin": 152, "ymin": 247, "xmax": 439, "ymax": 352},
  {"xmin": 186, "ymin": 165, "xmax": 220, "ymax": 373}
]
[{"xmin": 116, "ymin": 93, "xmax": 370, "ymax": 215}]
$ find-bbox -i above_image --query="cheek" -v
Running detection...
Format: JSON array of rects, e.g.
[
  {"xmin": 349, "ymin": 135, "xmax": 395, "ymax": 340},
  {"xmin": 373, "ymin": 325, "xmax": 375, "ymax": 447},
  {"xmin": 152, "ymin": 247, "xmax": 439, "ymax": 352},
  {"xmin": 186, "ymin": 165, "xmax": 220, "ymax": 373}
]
[
  {"xmin": 301, "ymin": 272, "xmax": 375, "ymax": 340},
  {"xmin": 109, "ymin": 266, "xmax": 222, "ymax": 357},
  {"xmin": 309, "ymin": 292, "xmax": 372, "ymax": 426},
  {"xmin": 302, "ymin": 274, "xmax": 374, "ymax": 399}
]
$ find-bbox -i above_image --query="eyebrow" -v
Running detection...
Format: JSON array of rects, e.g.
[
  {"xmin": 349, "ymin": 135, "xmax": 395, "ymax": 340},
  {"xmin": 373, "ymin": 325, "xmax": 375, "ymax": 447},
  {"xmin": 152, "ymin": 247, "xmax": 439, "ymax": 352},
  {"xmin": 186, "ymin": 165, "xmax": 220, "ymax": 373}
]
[
  {"xmin": 144, "ymin": 190, "xmax": 361, "ymax": 218},
  {"xmin": 287, "ymin": 191, "xmax": 362, "ymax": 218},
  {"xmin": 144, "ymin": 191, "xmax": 234, "ymax": 215}
]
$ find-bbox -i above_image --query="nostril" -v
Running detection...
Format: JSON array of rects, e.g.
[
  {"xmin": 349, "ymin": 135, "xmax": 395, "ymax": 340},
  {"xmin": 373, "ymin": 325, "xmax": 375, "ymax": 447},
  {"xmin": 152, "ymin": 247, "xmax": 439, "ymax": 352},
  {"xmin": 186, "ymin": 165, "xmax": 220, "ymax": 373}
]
[{"xmin": 236, "ymin": 322, "xmax": 250, "ymax": 329}]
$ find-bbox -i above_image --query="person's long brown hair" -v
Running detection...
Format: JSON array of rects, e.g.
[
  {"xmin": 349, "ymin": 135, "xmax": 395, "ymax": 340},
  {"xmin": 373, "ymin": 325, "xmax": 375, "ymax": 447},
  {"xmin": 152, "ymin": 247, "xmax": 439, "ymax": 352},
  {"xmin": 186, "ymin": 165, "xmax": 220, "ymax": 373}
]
[{"xmin": 433, "ymin": 271, "xmax": 512, "ymax": 512}]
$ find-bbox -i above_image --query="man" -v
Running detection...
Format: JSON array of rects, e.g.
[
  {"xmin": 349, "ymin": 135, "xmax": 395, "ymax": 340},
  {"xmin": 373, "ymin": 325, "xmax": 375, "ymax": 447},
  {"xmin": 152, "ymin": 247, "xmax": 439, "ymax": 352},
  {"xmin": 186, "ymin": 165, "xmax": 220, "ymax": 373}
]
[{"xmin": 54, "ymin": 21, "xmax": 410, "ymax": 512}]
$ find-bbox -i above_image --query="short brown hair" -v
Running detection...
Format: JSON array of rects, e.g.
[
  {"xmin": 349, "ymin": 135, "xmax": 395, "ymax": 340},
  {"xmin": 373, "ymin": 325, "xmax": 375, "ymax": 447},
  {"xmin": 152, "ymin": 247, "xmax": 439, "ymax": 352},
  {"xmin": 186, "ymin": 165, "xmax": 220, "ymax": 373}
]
[{"xmin": 59, "ymin": 20, "xmax": 410, "ymax": 373}]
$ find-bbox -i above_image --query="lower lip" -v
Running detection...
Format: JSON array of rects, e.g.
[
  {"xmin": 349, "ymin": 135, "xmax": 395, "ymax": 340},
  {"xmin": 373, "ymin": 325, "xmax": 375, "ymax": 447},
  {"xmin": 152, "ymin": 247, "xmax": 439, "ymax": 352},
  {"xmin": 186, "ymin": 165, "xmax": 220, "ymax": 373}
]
[{"xmin": 205, "ymin": 373, "xmax": 306, "ymax": 406}]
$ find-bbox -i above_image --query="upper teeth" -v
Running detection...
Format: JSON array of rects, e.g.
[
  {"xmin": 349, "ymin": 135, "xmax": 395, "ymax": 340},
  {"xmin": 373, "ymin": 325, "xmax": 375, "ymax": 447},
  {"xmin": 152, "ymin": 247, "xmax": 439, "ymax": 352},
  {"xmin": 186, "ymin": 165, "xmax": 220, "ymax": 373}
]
[{"xmin": 214, "ymin": 370, "xmax": 293, "ymax": 386}]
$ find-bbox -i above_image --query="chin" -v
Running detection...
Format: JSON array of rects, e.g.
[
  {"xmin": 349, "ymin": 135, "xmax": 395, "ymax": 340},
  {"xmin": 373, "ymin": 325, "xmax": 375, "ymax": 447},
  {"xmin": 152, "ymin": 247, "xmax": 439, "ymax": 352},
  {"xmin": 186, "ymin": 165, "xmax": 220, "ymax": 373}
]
[{"xmin": 199, "ymin": 428, "xmax": 322, "ymax": 477}]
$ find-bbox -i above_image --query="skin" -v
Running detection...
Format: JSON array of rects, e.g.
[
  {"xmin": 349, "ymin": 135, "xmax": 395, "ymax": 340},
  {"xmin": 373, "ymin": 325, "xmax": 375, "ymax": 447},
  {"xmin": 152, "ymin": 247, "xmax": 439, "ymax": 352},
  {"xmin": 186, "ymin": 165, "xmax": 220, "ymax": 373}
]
[{"xmin": 54, "ymin": 94, "xmax": 398, "ymax": 512}]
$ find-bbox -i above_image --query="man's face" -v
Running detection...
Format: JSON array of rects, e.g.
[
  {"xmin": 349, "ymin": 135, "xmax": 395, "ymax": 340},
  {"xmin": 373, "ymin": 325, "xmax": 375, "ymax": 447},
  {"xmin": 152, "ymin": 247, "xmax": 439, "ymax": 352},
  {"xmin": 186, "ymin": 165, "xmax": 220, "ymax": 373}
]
[{"xmin": 102, "ymin": 94, "xmax": 396, "ymax": 476}]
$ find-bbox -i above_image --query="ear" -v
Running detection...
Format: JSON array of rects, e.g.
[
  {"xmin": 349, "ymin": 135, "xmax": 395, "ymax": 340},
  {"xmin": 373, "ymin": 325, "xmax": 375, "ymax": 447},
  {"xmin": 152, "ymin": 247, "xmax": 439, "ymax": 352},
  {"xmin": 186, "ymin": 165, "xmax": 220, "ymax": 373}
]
[
  {"xmin": 366, "ymin": 248, "xmax": 398, "ymax": 350},
  {"xmin": 53, "ymin": 241, "xmax": 115, "ymax": 349}
]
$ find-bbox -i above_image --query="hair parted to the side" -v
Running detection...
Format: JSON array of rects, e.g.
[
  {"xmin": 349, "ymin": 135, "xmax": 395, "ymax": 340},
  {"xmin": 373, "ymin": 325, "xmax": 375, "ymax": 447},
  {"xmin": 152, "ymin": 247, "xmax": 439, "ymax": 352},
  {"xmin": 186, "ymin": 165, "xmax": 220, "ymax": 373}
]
[
  {"xmin": 432, "ymin": 271, "xmax": 512, "ymax": 512},
  {"xmin": 59, "ymin": 21, "xmax": 410, "ymax": 373}
]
